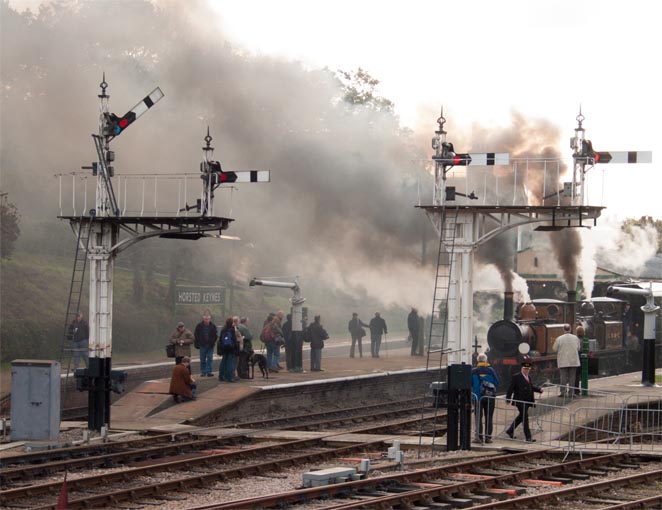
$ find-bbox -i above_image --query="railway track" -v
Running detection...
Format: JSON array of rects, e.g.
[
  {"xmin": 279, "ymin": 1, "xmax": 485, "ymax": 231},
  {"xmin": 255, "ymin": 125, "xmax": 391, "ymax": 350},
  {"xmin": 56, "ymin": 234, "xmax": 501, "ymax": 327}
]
[
  {"xmin": 188, "ymin": 451, "xmax": 661, "ymax": 510},
  {"xmin": 215, "ymin": 398, "xmax": 435, "ymax": 429},
  {"xmin": 1, "ymin": 436, "xmax": 391, "ymax": 509}
]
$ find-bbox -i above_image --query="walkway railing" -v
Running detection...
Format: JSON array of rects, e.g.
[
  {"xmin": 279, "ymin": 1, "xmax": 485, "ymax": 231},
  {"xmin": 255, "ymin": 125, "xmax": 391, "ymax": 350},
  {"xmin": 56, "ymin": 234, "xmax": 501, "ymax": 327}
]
[
  {"xmin": 477, "ymin": 383, "xmax": 661, "ymax": 452},
  {"xmin": 56, "ymin": 172, "xmax": 237, "ymax": 218}
]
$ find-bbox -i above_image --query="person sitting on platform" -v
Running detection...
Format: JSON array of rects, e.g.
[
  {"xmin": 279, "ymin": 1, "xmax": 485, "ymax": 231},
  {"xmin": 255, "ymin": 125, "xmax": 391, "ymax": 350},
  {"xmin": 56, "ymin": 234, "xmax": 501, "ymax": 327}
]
[{"xmin": 169, "ymin": 356, "xmax": 197, "ymax": 403}]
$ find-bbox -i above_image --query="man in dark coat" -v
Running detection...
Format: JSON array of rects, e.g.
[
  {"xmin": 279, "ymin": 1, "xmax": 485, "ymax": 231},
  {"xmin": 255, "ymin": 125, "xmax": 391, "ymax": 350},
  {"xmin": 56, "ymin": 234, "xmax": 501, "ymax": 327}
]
[
  {"xmin": 348, "ymin": 312, "xmax": 369, "ymax": 358},
  {"xmin": 308, "ymin": 315, "xmax": 329, "ymax": 372},
  {"xmin": 283, "ymin": 313, "xmax": 293, "ymax": 371},
  {"xmin": 407, "ymin": 307, "xmax": 421, "ymax": 356},
  {"xmin": 236, "ymin": 317, "xmax": 254, "ymax": 379},
  {"xmin": 368, "ymin": 312, "xmax": 388, "ymax": 358},
  {"xmin": 169, "ymin": 357, "xmax": 196, "ymax": 403},
  {"xmin": 505, "ymin": 358, "xmax": 543, "ymax": 442},
  {"xmin": 194, "ymin": 311, "xmax": 218, "ymax": 377},
  {"xmin": 68, "ymin": 311, "xmax": 89, "ymax": 369}
]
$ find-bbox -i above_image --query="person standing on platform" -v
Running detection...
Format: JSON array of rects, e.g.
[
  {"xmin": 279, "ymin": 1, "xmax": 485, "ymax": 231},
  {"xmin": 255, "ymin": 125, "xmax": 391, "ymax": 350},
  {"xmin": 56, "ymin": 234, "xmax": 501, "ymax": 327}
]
[
  {"xmin": 237, "ymin": 317, "xmax": 253, "ymax": 379},
  {"xmin": 169, "ymin": 356, "xmax": 196, "ymax": 403},
  {"xmin": 267, "ymin": 311, "xmax": 285, "ymax": 372},
  {"xmin": 308, "ymin": 315, "xmax": 329, "ymax": 372},
  {"xmin": 505, "ymin": 358, "xmax": 543, "ymax": 442},
  {"xmin": 68, "ymin": 311, "xmax": 89, "ymax": 370},
  {"xmin": 471, "ymin": 353, "xmax": 500, "ymax": 443},
  {"xmin": 283, "ymin": 313, "xmax": 294, "ymax": 371},
  {"xmin": 553, "ymin": 324, "xmax": 580, "ymax": 397},
  {"xmin": 348, "ymin": 312, "xmax": 369, "ymax": 358},
  {"xmin": 622, "ymin": 302, "xmax": 632, "ymax": 347},
  {"xmin": 218, "ymin": 317, "xmax": 238, "ymax": 382},
  {"xmin": 194, "ymin": 311, "xmax": 218, "ymax": 377},
  {"xmin": 170, "ymin": 321, "xmax": 194, "ymax": 368},
  {"xmin": 232, "ymin": 316, "xmax": 244, "ymax": 380},
  {"xmin": 407, "ymin": 307, "xmax": 421, "ymax": 356},
  {"xmin": 369, "ymin": 312, "xmax": 388, "ymax": 358},
  {"xmin": 291, "ymin": 317, "xmax": 305, "ymax": 373}
]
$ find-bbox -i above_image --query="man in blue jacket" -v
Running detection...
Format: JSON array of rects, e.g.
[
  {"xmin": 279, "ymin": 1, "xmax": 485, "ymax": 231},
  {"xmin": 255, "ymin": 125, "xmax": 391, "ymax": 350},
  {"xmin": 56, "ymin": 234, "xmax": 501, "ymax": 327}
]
[{"xmin": 472, "ymin": 353, "xmax": 500, "ymax": 443}]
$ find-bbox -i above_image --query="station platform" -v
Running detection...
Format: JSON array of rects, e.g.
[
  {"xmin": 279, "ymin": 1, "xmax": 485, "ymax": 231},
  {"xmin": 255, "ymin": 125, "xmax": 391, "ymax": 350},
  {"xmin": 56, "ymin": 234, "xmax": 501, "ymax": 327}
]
[{"xmin": 110, "ymin": 342, "xmax": 433, "ymax": 431}]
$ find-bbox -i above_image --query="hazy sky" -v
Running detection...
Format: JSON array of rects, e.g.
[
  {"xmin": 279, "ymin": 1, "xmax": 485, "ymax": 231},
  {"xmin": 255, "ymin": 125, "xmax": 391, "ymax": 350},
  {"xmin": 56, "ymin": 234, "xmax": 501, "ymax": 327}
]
[
  {"xmin": 210, "ymin": 0, "xmax": 661, "ymax": 220},
  {"xmin": 8, "ymin": 0, "xmax": 660, "ymax": 220},
  {"xmin": 3, "ymin": 0, "xmax": 659, "ymax": 315}
]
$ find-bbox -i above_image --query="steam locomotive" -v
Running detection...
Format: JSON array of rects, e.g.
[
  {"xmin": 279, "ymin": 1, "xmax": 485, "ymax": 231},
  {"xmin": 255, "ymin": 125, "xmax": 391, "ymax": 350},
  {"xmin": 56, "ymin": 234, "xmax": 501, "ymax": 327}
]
[{"xmin": 486, "ymin": 290, "xmax": 639, "ymax": 385}]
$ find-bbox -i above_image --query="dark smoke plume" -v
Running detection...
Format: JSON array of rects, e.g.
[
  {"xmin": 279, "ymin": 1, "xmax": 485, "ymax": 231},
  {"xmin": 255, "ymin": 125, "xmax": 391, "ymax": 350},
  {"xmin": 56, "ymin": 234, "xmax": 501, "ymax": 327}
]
[
  {"xmin": 1, "ymin": 0, "xmax": 435, "ymax": 310},
  {"xmin": 445, "ymin": 112, "xmax": 583, "ymax": 292}
]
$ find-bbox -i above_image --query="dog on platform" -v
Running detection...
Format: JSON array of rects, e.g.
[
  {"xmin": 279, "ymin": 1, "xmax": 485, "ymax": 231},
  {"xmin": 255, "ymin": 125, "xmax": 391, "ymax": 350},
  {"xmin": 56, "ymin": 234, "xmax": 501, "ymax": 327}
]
[{"xmin": 249, "ymin": 352, "xmax": 268, "ymax": 379}]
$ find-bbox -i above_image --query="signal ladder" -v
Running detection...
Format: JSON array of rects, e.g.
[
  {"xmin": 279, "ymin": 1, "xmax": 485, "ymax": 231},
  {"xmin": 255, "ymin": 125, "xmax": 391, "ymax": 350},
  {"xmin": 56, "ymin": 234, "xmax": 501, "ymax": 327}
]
[
  {"xmin": 426, "ymin": 206, "xmax": 459, "ymax": 369},
  {"xmin": 58, "ymin": 211, "xmax": 95, "ymax": 407}
]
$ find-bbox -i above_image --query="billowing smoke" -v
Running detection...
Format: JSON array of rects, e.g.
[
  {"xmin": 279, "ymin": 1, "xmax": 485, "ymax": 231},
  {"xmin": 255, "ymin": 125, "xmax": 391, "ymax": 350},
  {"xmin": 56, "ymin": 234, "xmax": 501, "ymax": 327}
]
[
  {"xmin": 550, "ymin": 229, "xmax": 582, "ymax": 291},
  {"xmin": 445, "ymin": 112, "xmax": 582, "ymax": 293},
  {"xmin": 592, "ymin": 216, "xmax": 659, "ymax": 277},
  {"xmin": 1, "ymin": 0, "xmax": 435, "ymax": 311}
]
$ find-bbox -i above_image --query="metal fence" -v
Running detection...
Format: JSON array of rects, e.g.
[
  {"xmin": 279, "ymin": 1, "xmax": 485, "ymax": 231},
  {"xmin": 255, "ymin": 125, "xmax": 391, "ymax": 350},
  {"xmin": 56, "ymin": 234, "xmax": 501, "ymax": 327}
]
[{"xmin": 477, "ymin": 383, "xmax": 661, "ymax": 452}]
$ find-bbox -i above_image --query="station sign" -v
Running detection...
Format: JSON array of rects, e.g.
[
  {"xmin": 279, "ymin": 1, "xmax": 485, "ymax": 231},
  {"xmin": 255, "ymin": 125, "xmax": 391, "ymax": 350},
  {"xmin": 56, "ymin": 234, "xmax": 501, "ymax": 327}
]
[{"xmin": 175, "ymin": 286, "xmax": 225, "ymax": 306}]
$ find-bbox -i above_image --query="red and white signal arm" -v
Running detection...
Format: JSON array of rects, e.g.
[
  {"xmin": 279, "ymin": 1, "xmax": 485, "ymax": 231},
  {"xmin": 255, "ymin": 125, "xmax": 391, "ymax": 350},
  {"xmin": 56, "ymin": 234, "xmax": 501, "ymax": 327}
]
[
  {"xmin": 113, "ymin": 87, "xmax": 164, "ymax": 136},
  {"xmin": 233, "ymin": 170, "xmax": 270, "ymax": 183},
  {"xmin": 592, "ymin": 151, "xmax": 652, "ymax": 164},
  {"xmin": 433, "ymin": 153, "xmax": 510, "ymax": 166}
]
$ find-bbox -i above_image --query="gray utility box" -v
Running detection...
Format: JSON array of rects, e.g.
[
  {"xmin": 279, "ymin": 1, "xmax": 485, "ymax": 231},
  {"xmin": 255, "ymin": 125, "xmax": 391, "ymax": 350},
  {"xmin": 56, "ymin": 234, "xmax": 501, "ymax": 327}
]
[
  {"xmin": 302, "ymin": 467, "xmax": 358, "ymax": 488},
  {"xmin": 10, "ymin": 360, "xmax": 61, "ymax": 440}
]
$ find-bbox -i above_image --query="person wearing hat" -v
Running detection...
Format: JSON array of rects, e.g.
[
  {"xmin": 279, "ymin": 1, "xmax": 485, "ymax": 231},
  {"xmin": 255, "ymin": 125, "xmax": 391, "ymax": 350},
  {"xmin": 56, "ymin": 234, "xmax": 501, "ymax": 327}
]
[
  {"xmin": 348, "ymin": 312, "xmax": 369, "ymax": 358},
  {"xmin": 169, "ymin": 356, "xmax": 196, "ymax": 403},
  {"xmin": 170, "ymin": 321, "xmax": 195, "ymax": 367},
  {"xmin": 505, "ymin": 358, "xmax": 543, "ymax": 442}
]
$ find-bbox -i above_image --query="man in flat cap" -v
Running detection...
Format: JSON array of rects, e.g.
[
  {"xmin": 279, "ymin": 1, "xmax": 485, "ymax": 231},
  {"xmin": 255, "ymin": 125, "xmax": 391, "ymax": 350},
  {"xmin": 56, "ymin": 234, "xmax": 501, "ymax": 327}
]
[{"xmin": 170, "ymin": 321, "xmax": 194, "ymax": 367}]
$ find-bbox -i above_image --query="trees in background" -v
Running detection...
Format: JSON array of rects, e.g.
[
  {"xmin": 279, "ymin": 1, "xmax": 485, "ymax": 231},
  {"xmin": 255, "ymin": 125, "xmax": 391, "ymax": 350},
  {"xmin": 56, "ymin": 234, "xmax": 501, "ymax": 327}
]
[
  {"xmin": 622, "ymin": 216, "xmax": 662, "ymax": 253},
  {"xmin": 0, "ymin": 194, "xmax": 20, "ymax": 259}
]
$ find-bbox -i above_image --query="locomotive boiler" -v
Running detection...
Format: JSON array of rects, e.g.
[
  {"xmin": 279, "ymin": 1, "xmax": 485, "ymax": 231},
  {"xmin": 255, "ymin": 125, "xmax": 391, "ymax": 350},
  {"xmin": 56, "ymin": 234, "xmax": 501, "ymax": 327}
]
[{"xmin": 487, "ymin": 290, "xmax": 636, "ymax": 385}]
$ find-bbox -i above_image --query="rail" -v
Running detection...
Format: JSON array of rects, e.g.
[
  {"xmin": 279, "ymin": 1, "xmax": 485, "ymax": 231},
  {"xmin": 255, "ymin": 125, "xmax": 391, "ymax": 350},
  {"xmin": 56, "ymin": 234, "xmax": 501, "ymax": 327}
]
[
  {"xmin": 480, "ymin": 383, "xmax": 662, "ymax": 452},
  {"xmin": 55, "ymin": 171, "xmax": 238, "ymax": 218}
]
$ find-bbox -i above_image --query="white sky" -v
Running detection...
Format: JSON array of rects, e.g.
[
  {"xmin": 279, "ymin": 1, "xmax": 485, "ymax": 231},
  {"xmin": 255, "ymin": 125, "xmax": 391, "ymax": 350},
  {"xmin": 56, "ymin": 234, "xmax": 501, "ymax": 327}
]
[
  {"xmin": 210, "ymin": 0, "xmax": 662, "ymax": 221},
  {"xmin": 10, "ymin": 0, "xmax": 662, "ymax": 220}
]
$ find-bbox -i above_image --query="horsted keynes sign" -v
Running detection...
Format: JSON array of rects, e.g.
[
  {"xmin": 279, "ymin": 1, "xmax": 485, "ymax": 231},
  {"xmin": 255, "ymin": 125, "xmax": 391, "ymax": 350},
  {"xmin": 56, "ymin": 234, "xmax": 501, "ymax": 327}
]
[{"xmin": 175, "ymin": 286, "xmax": 225, "ymax": 306}]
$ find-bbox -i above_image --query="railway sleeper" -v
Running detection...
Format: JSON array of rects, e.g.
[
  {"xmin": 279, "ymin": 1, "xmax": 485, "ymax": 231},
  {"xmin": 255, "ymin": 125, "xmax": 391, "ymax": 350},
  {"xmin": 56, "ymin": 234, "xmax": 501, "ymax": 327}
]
[
  {"xmin": 384, "ymin": 482, "xmax": 423, "ymax": 493},
  {"xmin": 456, "ymin": 492, "xmax": 493, "ymax": 504},
  {"xmin": 538, "ymin": 474, "xmax": 574, "ymax": 484},
  {"xmin": 435, "ymin": 494, "xmax": 475, "ymax": 508},
  {"xmin": 612, "ymin": 462, "xmax": 641, "ymax": 469},
  {"xmin": 559, "ymin": 470, "xmax": 591, "ymax": 480},
  {"xmin": 474, "ymin": 489, "xmax": 510, "ymax": 501},
  {"xmin": 154, "ymin": 493, "xmax": 188, "ymax": 501},
  {"xmin": 571, "ymin": 468, "xmax": 607, "ymax": 476}
]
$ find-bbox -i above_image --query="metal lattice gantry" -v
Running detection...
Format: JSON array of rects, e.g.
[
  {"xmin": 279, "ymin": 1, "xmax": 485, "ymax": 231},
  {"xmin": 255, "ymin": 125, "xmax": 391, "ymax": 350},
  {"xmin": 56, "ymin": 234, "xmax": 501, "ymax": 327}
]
[
  {"xmin": 57, "ymin": 78, "xmax": 241, "ymax": 431},
  {"xmin": 420, "ymin": 109, "xmax": 651, "ymax": 366}
]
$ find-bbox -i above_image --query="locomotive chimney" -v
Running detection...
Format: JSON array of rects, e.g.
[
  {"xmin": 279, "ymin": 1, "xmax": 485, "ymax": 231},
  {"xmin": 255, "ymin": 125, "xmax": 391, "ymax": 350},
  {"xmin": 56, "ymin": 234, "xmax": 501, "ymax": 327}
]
[
  {"xmin": 504, "ymin": 291, "xmax": 514, "ymax": 321},
  {"xmin": 567, "ymin": 290, "xmax": 577, "ymax": 330}
]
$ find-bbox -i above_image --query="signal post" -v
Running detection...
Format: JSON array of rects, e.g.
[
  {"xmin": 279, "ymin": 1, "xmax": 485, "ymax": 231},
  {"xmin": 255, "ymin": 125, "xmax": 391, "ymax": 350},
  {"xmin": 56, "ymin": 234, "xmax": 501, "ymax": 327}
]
[{"xmin": 60, "ymin": 78, "xmax": 240, "ymax": 431}]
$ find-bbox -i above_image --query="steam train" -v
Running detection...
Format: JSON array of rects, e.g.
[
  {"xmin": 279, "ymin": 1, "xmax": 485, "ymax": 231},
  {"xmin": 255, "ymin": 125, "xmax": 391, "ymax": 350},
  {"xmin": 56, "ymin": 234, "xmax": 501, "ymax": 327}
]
[{"xmin": 486, "ymin": 290, "xmax": 639, "ymax": 385}]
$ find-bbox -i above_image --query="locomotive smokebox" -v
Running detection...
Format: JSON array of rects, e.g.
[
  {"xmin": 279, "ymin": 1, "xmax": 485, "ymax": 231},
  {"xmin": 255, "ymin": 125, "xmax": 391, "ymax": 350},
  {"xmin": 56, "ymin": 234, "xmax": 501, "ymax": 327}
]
[
  {"xmin": 567, "ymin": 290, "xmax": 577, "ymax": 330},
  {"xmin": 504, "ymin": 291, "xmax": 514, "ymax": 321}
]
